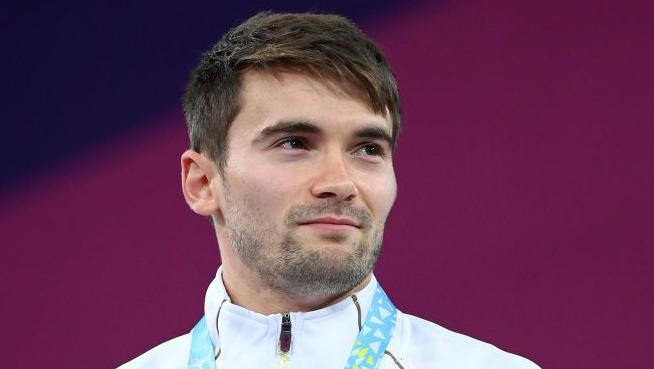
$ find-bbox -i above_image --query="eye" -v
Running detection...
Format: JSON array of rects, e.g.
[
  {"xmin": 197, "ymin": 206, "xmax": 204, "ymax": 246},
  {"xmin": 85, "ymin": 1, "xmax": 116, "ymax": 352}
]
[
  {"xmin": 276, "ymin": 137, "xmax": 309, "ymax": 150},
  {"xmin": 355, "ymin": 143, "xmax": 386, "ymax": 158}
]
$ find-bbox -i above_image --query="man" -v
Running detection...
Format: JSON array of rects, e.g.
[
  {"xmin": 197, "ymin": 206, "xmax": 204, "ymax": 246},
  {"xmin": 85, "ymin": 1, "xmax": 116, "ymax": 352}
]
[{"xmin": 120, "ymin": 12, "xmax": 539, "ymax": 369}]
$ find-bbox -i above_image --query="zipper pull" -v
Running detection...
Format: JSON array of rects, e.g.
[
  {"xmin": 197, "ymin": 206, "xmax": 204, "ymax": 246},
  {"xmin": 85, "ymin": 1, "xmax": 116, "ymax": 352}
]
[
  {"xmin": 278, "ymin": 313, "xmax": 292, "ymax": 369},
  {"xmin": 279, "ymin": 312, "xmax": 292, "ymax": 354}
]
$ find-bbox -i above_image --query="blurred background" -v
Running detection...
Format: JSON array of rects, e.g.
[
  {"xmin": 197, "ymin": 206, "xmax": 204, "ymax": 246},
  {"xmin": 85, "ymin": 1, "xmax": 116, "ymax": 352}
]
[{"xmin": 1, "ymin": 0, "xmax": 652, "ymax": 367}]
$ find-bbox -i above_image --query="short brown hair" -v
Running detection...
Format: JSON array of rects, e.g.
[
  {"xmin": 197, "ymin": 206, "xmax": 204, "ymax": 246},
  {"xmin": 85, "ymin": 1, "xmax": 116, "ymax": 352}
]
[{"xmin": 183, "ymin": 11, "xmax": 401, "ymax": 172}]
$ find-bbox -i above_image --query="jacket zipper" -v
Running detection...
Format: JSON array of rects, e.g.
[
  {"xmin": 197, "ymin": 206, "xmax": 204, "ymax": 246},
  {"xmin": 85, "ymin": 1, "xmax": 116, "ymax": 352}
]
[{"xmin": 278, "ymin": 312, "xmax": 292, "ymax": 369}]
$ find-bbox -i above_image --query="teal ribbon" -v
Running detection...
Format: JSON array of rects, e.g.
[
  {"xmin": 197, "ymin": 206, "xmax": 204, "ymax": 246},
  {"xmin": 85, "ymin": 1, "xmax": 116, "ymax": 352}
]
[
  {"xmin": 188, "ymin": 285, "xmax": 397, "ymax": 369},
  {"xmin": 188, "ymin": 316, "xmax": 215, "ymax": 369}
]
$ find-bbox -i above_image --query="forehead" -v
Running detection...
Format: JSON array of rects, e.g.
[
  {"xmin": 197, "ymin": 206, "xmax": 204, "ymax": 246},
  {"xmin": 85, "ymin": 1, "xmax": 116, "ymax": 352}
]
[{"xmin": 232, "ymin": 70, "xmax": 392, "ymax": 136}]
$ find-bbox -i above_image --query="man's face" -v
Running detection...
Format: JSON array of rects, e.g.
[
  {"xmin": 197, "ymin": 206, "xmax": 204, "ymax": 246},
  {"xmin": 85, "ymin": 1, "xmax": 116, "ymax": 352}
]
[{"xmin": 215, "ymin": 70, "xmax": 397, "ymax": 297}]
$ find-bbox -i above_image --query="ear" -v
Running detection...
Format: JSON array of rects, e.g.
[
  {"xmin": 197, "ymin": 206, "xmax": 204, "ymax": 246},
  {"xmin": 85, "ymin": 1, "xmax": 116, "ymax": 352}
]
[{"xmin": 181, "ymin": 150, "xmax": 224, "ymax": 217}]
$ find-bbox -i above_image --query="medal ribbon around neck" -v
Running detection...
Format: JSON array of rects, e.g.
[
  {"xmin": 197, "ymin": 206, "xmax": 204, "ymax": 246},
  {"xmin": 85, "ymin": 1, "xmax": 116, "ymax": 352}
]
[{"xmin": 188, "ymin": 284, "xmax": 398, "ymax": 369}]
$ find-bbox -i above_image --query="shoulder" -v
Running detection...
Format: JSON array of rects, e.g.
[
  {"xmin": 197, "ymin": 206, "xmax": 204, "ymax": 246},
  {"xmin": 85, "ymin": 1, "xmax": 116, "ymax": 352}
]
[
  {"xmin": 397, "ymin": 312, "xmax": 540, "ymax": 369},
  {"xmin": 117, "ymin": 334, "xmax": 191, "ymax": 369}
]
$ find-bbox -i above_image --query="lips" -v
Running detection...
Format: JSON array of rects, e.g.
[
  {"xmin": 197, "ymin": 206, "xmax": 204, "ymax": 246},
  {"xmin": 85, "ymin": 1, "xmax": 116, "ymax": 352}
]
[{"xmin": 298, "ymin": 217, "xmax": 360, "ymax": 228}]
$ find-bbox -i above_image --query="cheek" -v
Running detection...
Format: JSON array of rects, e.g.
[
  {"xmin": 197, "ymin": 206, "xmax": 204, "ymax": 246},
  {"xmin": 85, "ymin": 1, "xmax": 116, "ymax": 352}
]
[
  {"xmin": 228, "ymin": 165, "xmax": 299, "ymax": 220},
  {"xmin": 378, "ymin": 183, "xmax": 397, "ymax": 219},
  {"xmin": 361, "ymin": 171, "xmax": 397, "ymax": 221}
]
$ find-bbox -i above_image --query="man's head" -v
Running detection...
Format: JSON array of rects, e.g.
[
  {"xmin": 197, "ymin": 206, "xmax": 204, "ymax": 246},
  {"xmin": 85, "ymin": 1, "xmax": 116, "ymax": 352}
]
[
  {"xmin": 183, "ymin": 11, "xmax": 401, "ymax": 173},
  {"xmin": 181, "ymin": 12, "xmax": 401, "ymax": 299}
]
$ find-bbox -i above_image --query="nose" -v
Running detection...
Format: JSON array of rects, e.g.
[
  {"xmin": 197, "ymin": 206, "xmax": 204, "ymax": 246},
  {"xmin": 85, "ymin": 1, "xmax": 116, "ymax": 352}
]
[{"xmin": 310, "ymin": 152, "xmax": 359, "ymax": 202}]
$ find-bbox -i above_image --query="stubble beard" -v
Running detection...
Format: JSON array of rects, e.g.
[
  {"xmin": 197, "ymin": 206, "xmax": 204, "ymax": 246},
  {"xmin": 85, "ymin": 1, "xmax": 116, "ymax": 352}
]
[
  {"xmin": 224, "ymin": 191, "xmax": 384, "ymax": 298},
  {"xmin": 270, "ymin": 225, "xmax": 384, "ymax": 297}
]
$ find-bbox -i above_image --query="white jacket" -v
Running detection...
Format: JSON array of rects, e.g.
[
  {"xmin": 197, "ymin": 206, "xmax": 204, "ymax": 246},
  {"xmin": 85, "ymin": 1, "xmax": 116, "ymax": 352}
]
[{"xmin": 119, "ymin": 268, "xmax": 540, "ymax": 369}]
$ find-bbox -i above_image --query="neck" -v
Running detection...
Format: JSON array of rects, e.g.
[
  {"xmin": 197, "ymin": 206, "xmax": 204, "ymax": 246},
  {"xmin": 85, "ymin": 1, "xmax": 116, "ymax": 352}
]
[
  {"xmin": 220, "ymin": 257, "xmax": 372, "ymax": 315},
  {"xmin": 214, "ymin": 226, "xmax": 373, "ymax": 314}
]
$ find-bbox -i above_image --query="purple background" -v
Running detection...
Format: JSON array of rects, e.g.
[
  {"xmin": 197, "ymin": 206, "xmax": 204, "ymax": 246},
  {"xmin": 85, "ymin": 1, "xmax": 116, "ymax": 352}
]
[{"xmin": 2, "ymin": 0, "xmax": 652, "ymax": 368}]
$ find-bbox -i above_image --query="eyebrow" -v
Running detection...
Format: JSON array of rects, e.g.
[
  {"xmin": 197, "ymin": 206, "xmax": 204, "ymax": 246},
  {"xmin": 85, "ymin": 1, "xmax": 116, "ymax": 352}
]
[
  {"xmin": 354, "ymin": 126, "xmax": 393, "ymax": 148},
  {"xmin": 253, "ymin": 119, "xmax": 393, "ymax": 148},
  {"xmin": 254, "ymin": 120, "xmax": 321, "ymax": 143}
]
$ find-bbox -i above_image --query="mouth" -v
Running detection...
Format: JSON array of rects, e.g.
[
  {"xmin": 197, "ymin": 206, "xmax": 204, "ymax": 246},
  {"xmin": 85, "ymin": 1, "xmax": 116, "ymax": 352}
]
[{"xmin": 297, "ymin": 217, "xmax": 361, "ymax": 231}]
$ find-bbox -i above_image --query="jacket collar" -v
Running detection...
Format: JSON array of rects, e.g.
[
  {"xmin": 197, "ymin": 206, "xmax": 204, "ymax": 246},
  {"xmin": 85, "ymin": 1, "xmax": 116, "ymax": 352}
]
[{"xmin": 203, "ymin": 265, "xmax": 378, "ymax": 349}]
